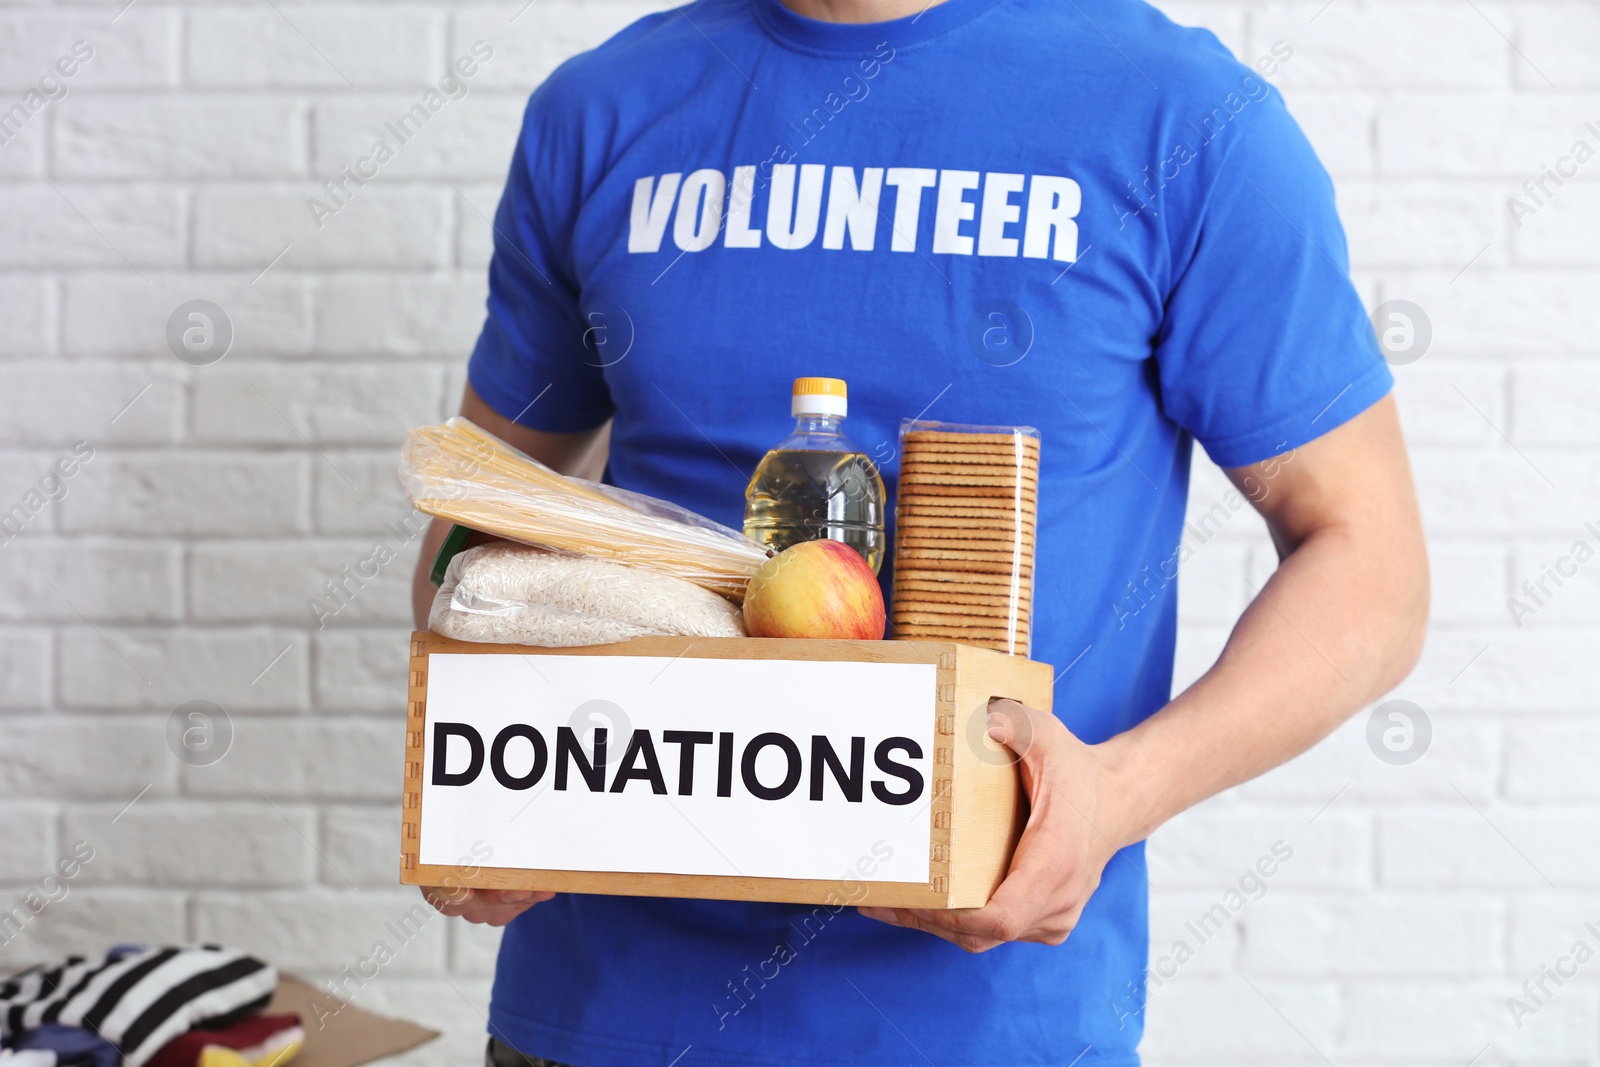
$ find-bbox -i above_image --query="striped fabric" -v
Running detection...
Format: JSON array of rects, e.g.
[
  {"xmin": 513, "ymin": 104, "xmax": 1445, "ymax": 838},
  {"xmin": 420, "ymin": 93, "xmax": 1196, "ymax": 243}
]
[{"xmin": 0, "ymin": 947, "xmax": 275, "ymax": 1067}]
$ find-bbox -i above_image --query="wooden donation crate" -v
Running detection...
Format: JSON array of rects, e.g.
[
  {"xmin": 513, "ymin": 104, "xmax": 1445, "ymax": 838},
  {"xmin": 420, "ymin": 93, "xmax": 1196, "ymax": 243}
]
[{"xmin": 401, "ymin": 632, "xmax": 1052, "ymax": 909}]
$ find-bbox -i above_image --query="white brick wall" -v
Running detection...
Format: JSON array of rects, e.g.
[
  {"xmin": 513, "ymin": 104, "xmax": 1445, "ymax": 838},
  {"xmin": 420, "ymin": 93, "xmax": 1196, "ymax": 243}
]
[{"xmin": 0, "ymin": 1, "xmax": 1594, "ymax": 1065}]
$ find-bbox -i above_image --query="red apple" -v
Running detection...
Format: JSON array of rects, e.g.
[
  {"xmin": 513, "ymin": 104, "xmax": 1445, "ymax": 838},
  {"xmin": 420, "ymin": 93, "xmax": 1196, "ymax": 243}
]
[{"xmin": 742, "ymin": 540, "xmax": 885, "ymax": 640}]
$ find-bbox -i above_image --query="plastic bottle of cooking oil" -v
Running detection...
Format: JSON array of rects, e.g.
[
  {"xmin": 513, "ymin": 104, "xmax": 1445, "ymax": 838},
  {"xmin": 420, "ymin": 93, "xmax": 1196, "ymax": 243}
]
[{"xmin": 744, "ymin": 377, "xmax": 887, "ymax": 574}]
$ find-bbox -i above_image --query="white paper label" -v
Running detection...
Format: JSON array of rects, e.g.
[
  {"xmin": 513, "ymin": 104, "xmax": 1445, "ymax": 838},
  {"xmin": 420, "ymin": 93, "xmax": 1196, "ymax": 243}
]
[{"xmin": 418, "ymin": 652, "xmax": 936, "ymax": 883}]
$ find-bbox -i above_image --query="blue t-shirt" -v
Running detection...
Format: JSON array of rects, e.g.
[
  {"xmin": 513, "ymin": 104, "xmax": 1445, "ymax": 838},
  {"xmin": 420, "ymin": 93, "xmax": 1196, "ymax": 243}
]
[{"xmin": 466, "ymin": 0, "xmax": 1391, "ymax": 1061}]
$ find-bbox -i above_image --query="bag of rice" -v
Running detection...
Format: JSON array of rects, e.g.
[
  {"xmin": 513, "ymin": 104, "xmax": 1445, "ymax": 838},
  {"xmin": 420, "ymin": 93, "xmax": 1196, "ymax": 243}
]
[{"xmin": 430, "ymin": 543, "xmax": 747, "ymax": 647}]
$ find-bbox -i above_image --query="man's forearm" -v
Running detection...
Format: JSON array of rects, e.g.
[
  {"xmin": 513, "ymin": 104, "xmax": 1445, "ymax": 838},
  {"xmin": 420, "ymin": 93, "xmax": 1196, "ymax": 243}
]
[{"xmin": 1097, "ymin": 519, "xmax": 1428, "ymax": 850}]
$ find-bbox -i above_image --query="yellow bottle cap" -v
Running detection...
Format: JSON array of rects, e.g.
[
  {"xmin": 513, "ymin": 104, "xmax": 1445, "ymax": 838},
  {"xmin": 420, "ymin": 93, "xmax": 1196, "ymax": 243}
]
[{"xmin": 791, "ymin": 377, "xmax": 848, "ymax": 417}]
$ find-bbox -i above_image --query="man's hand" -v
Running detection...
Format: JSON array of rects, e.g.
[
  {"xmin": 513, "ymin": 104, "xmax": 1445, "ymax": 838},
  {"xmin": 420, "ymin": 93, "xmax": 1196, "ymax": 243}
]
[
  {"xmin": 858, "ymin": 698, "xmax": 1129, "ymax": 953},
  {"xmin": 421, "ymin": 886, "xmax": 555, "ymax": 927}
]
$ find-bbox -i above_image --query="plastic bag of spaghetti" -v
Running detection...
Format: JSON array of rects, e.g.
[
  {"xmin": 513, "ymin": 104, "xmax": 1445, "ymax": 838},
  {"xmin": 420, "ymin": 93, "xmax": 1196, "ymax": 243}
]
[
  {"xmin": 430, "ymin": 543, "xmax": 746, "ymax": 646},
  {"xmin": 400, "ymin": 418, "xmax": 768, "ymax": 600}
]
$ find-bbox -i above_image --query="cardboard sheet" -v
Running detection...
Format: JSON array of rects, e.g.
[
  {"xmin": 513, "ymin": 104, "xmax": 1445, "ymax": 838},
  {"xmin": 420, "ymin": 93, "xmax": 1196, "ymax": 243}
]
[{"xmin": 266, "ymin": 974, "xmax": 439, "ymax": 1067}]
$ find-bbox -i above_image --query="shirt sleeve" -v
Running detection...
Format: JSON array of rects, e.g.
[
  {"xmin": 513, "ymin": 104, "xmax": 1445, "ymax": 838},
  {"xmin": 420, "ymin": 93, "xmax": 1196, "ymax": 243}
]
[
  {"xmin": 1153, "ymin": 89, "xmax": 1392, "ymax": 469},
  {"xmin": 467, "ymin": 88, "xmax": 615, "ymax": 434}
]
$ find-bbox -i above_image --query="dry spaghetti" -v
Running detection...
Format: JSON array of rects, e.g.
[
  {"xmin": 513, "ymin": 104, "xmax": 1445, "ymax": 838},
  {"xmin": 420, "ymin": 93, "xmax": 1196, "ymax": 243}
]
[{"xmin": 399, "ymin": 417, "xmax": 768, "ymax": 599}]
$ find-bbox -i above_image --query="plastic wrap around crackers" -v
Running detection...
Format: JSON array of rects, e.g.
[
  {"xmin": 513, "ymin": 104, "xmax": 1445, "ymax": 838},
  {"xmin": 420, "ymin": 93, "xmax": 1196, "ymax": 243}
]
[{"xmin": 889, "ymin": 420, "xmax": 1039, "ymax": 656}]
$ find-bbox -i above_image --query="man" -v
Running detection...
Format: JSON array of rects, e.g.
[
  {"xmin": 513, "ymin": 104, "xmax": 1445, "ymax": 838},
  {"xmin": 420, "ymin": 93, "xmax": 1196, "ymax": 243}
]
[{"xmin": 410, "ymin": 0, "xmax": 1430, "ymax": 1060}]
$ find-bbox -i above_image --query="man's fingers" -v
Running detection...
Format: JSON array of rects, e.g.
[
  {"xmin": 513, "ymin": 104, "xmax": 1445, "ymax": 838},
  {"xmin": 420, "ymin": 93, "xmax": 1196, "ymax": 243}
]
[
  {"xmin": 422, "ymin": 886, "xmax": 475, "ymax": 914},
  {"xmin": 896, "ymin": 884, "xmax": 1076, "ymax": 948},
  {"xmin": 474, "ymin": 902, "xmax": 535, "ymax": 926},
  {"xmin": 861, "ymin": 905, "xmax": 1005, "ymax": 951},
  {"xmin": 497, "ymin": 889, "xmax": 554, "ymax": 905},
  {"xmin": 984, "ymin": 697, "xmax": 1029, "ymax": 748},
  {"xmin": 455, "ymin": 895, "xmax": 549, "ymax": 926},
  {"xmin": 902, "ymin": 904, "xmax": 1030, "ymax": 945},
  {"xmin": 986, "ymin": 697, "xmax": 1059, "ymax": 778},
  {"xmin": 857, "ymin": 907, "xmax": 1001, "ymax": 953},
  {"xmin": 421, "ymin": 886, "xmax": 554, "ymax": 924}
]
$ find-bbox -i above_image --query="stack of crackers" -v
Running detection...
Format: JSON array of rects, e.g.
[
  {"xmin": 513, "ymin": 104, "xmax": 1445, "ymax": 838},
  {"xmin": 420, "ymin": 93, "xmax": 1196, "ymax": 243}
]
[{"xmin": 890, "ymin": 427, "xmax": 1039, "ymax": 655}]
